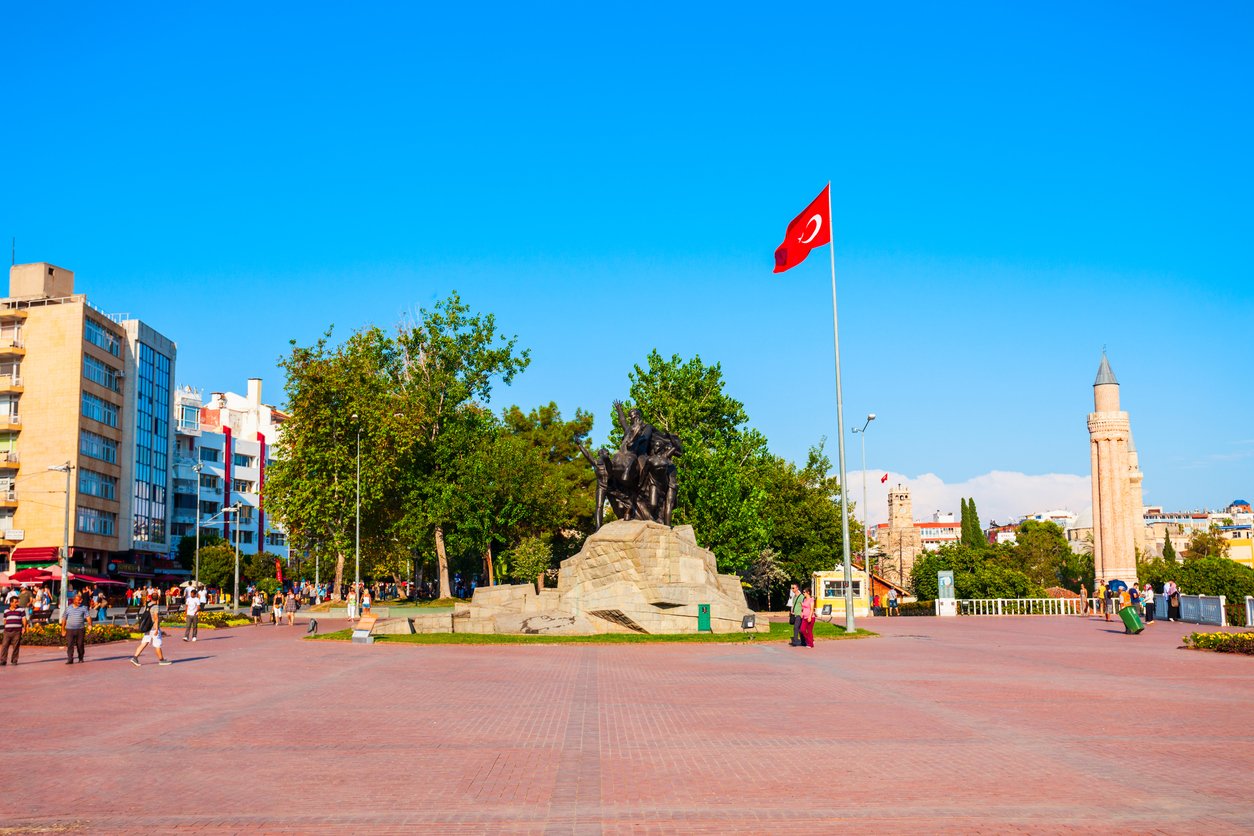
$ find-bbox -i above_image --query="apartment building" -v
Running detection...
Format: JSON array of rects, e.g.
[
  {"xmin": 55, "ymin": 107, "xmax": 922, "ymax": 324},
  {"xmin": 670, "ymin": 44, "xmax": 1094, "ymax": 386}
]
[
  {"xmin": 0, "ymin": 263, "xmax": 178, "ymax": 582},
  {"xmin": 170, "ymin": 379, "xmax": 289, "ymax": 561}
]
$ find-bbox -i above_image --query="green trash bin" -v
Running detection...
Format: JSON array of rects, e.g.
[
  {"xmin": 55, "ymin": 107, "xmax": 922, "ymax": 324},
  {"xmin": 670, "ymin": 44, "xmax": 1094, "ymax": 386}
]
[
  {"xmin": 697, "ymin": 603, "xmax": 711, "ymax": 632},
  {"xmin": 1118, "ymin": 605, "xmax": 1144, "ymax": 634}
]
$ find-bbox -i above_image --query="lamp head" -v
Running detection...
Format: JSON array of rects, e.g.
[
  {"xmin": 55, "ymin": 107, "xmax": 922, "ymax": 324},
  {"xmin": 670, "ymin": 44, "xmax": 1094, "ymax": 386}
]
[{"xmin": 868, "ymin": 413, "xmax": 876, "ymax": 422}]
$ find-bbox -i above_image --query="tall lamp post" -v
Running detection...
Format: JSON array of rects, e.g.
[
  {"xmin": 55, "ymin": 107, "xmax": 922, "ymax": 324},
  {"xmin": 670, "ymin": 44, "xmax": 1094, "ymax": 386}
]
[
  {"xmin": 852, "ymin": 413, "xmax": 876, "ymax": 589},
  {"xmin": 351, "ymin": 413, "xmax": 361, "ymax": 594},
  {"xmin": 193, "ymin": 462, "xmax": 204, "ymax": 583},
  {"xmin": 232, "ymin": 502, "xmax": 242, "ymax": 614},
  {"xmin": 48, "ymin": 462, "xmax": 74, "ymax": 615}
]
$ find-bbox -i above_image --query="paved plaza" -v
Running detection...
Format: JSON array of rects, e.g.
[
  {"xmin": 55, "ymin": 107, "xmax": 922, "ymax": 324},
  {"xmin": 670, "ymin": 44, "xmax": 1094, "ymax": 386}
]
[{"xmin": 3, "ymin": 613, "xmax": 1251, "ymax": 834}]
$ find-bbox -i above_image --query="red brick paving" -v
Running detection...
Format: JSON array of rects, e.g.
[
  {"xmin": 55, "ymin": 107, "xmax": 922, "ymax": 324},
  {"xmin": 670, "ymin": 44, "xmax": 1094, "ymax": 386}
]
[{"xmin": 2, "ymin": 614, "xmax": 1251, "ymax": 833}]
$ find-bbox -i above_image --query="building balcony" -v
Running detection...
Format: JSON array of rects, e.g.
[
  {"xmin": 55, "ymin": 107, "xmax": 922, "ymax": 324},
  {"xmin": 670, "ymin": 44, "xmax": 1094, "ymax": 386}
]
[
  {"xmin": 0, "ymin": 375, "xmax": 22, "ymax": 394},
  {"xmin": 0, "ymin": 489, "xmax": 16, "ymax": 507},
  {"xmin": 0, "ymin": 309, "xmax": 28, "ymax": 321},
  {"xmin": 1, "ymin": 415, "xmax": 20, "ymax": 430},
  {"xmin": 0, "ymin": 335, "xmax": 24, "ymax": 356},
  {"xmin": 0, "ymin": 450, "xmax": 18, "ymax": 470}
]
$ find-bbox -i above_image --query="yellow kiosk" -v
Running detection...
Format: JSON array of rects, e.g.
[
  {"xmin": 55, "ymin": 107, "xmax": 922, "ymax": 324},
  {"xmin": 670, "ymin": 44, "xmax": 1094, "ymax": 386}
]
[{"xmin": 812, "ymin": 568, "xmax": 872, "ymax": 619}]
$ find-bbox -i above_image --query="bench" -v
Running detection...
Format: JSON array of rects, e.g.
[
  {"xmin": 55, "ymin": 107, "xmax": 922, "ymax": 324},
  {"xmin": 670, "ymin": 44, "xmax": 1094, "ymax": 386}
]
[
  {"xmin": 29, "ymin": 610, "xmax": 54, "ymax": 626},
  {"xmin": 352, "ymin": 614, "xmax": 379, "ymax": 644},
  {"xmin": 111, "ymin": 606, "xmax": 142, "ymax": 626}
]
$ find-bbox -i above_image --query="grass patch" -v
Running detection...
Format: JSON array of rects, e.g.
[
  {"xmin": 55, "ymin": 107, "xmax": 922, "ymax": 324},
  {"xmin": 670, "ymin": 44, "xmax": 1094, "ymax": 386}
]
[{"xmin": 308, "ymin": 620, "xmax": 873, "ymax": 644}]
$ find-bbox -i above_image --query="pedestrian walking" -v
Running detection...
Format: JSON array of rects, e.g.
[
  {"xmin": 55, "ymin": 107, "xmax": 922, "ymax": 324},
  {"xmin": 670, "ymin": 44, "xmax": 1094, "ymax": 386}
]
[
  {"xmin": 361, "ymin": 588, "xmax": 372, "ymax": 615},
  {"xmin": 1103, "ymin": 585, "xmax": 1114, "ymax": 622},
  {"xmin": 1142, "ymin": 583, "xmax": 1155, "ymax": 624},
  {"xmin": 183, "ymin": 584, "xmax": 202, "ymax": 642},
  {"xmin": 789, "ymin": 584, "xmax": 804, "ymax": 646},
  {"xmin": 888, "ymin": 588, "xmax": 899, "ymax": 617},
  {"xmin": 251, "ymin": 591, "xmax": 264, "ymax": 625},
  {"xmin": 130, "ymin": 593, "xmax": 171, "ymax": 667},
  {"xmin": 60, "ymin": 593, "xmax": 91, "ymax": 665},
  {"xmin": 1, "ymin": 598, "xmax": 28, "ymax": 665},
  {"xmin": 1079, "ymin": 583, "xmax": 1089, "ymax": 615},
  {"xmin": 284, "ymin": 590, "xmax": 297, "ymax": 626},
  {"xmin": 346, "ymin": 588, "xmax": 358, "ymax": 621},
  {"xmin": 800, "ymin": 588, "xmax": 816, "ymax": 648}
]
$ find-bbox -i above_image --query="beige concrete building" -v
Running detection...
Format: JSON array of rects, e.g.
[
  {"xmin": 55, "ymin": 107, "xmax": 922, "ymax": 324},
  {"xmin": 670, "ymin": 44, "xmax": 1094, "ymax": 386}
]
[
  {"xmin": 1, "ymin": 263, "xmax": 177, "ymax": 583},
  {"xmin": 1086, "ymin": 353, "xmax": 1143, "ymax": 585}
]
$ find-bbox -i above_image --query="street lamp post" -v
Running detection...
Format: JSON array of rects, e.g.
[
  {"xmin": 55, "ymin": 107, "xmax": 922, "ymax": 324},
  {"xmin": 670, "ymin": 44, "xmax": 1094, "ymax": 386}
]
[
  {"xmin": 47, "ymin": 463, "xmax": 74, "ymax": 615},
  {"xmin": 852, "ymin": 413, "xmax": 876, "ymax": 591},
  {"xmin": 193, "ymin": 462, "xmax": 203, "ymax": 583},
  {"xmin": 232, "ymin": 502, "xmax": 242, "ymax": 614},
  {"xmin": 352, "ymin": 413, "xmax": 361, "ymax": 594}
]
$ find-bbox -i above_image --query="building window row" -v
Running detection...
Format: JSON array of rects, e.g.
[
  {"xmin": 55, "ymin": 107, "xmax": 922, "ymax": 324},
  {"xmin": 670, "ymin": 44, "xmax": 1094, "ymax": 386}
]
[
  {"xmin": 78, "ymin": 469, "xmax": 118, "ymax": 501},
  {"xmin": 83, "ymin": 355, "xmax": 122, "ymax": 391},
  {"xmin": 266, "ymin": 531, "xmax": 287, "ymax": 547},
  {"xmin": 77, "ymin": 506, "xmax": 116, "ymax": 536},
  {"xmin": 80, "ymin": 430, "xmax": 118, "ymax": 464},
  {"xmin": 82, "ymin": 392, "xmax": 119, "ymax": 427},
  {"xmin": 199, "ymin": 447, "xmax": 222, "ymax": 463},
  {"xmin": 233, "ymin": 453, "xmax": 255, "ymax": 468},
  {"xmin": 84, "ymin": 318, "xmax": 121, "ymax": 357}
]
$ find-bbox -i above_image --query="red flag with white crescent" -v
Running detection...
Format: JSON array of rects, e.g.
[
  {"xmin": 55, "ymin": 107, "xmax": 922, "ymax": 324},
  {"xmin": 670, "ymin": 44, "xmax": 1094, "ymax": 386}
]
[
  {"xmin": 881, "ymin": 473, "xmax": 889, "ymax": 484},
  {"xmin": 773, "ymin": 184, "xmax": 831, "ymax": 273}
]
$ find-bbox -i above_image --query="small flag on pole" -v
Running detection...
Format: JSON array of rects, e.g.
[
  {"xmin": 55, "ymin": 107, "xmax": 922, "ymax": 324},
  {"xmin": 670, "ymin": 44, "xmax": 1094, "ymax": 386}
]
[
  {"xmin": 881, "ymin": 473, "xmax": 889, "ymax": 484},
  {"xmin": 774, "ymin": 184, "xmax": 831, "ymax": 273}
]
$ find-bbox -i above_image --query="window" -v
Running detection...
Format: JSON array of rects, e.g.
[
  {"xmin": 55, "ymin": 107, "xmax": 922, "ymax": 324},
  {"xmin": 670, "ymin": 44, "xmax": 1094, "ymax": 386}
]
[
  {"xmin": 178, "ymin": 404, "xmax": 199, "ymax": 432},
  {"xmin": 84, "ymin": 318, "xmax": 121, "ymax": 357},
  {"xmin": 233, "ymin": 453, "xmax": 254, "ymax": 468},
  {"xmin": 198, "ymin": 473, "xmax": 222, "ymax": 490},
  {"xmin": 236, "ymin": 506, "xmax": 255, "ymax": 524},
  {"xmin": 80, "ymin": 430, "xmax": 118, "ymax": 464},
  {"xmin": 266, "ymin": 531, "xmax": 288, "ymax": 547},
  {"xmin": 822, "ymin": 580, "xmax": 863, "ymax": 599},
  {"xmin": 83, "ymin": 355, "xmax": 121, "ymax": 391},
  {"xmin": 239, "ymin": 531, "xmax": 255, "ymax": 545},
  {"xmin": 77, "ymin": 507, "xmax": 117, "ymax": 536},
  {"xmin": 81, "ymin": 393, "xmax": 119, "ymax": 427},
  {"xmin": 233, "ymin": 480, "xmax": 255, "ymax": 495},
  {"xmin": 78, "ymin": 469, "xmax": 118, "ymax": 501},
  {"xmin": 199, "ymin": 447, "xmax": 222, "ymax": 463}
]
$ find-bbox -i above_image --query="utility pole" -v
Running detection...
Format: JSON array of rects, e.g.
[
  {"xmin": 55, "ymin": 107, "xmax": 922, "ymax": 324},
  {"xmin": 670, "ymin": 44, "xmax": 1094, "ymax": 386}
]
[
  {"xmin": 232, "ymin": 503, "xmax": 242, "ymax": 614},
  {"xmin": 193, "ymin": 462, "xmax": 203, "ymax": 583},
  {"xmin": 48, "ymin": 463, "xmax": 74, "ymax": 615}
]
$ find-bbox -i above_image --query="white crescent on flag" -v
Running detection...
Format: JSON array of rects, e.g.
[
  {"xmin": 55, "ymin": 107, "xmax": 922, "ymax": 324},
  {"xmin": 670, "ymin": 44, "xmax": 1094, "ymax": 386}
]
[{"xmin": 799, "ymin": 214, "xmax": 822, "ymax": 244}]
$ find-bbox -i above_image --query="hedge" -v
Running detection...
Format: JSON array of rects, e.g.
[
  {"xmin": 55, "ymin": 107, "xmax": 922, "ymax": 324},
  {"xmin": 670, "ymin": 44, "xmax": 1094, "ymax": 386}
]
[
  {"xmin": 161, "ymin": 611, "xmax": 252, "ymax": 629},
  {"xmin": 896, "ymin": 601, "xmax": 936, "ymax": 616},
  {"xmin": 1182, "ymin": 631, "xmax": 1254, "ymax": 655},
  {"xmin": 19, "ymin": 624, "xmax": 135, "ymax": 646}
]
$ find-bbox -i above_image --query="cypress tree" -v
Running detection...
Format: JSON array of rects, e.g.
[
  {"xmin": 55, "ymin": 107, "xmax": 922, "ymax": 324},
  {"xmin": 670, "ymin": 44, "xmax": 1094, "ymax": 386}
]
[{"xmin": 1163, "ymin": 531, "xmax": 1177, "ymax": 563}]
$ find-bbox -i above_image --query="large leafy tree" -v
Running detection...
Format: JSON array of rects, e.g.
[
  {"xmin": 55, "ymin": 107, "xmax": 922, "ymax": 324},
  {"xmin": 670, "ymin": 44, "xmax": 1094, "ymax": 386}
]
[
  {"xmin": 911, "ymin": 543, "xmax": 1043, "ymax": 599},
  {"xmin": 1013, "ymin": 520, "xmax": 1072, "ymax": 588},
  {"xmin": 1182, "ymin": 526, "xmax": 1230, "ymax": 561},
  {"xmin": 760, "ymin": 444, "xmax": 857, "ymax": 585},
  {"xmin": 502, "ymin": 402, "xmax": 596, "ymax": 556},
  {"xmin": 616, "ymin": 351, "xmax": 772, "ymax": 574},
  {"xmin": 391, "ymin": 293, "xmax": 531, "ymax": 597}
]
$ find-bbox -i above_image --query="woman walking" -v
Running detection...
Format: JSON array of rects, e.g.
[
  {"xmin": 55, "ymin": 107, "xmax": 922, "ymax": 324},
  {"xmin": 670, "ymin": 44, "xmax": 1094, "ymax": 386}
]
[
  {"xmin": 1142, "ymin": 583, "xmax": 1155, "ymax": 624},
  {"xmin": 800, "ymin": 588, "xmax": 816, "ymax": 648},
  {"xmin": 271, "ymin": 591, "xmax": 284, "ymax": 626},
  {"xmin": 1167, "ymin": 582, "xmax": 1182, "ymax": 622},
  {"xmin": 283, "ymin": 590, "xmax": 297, "ymax": 626}
]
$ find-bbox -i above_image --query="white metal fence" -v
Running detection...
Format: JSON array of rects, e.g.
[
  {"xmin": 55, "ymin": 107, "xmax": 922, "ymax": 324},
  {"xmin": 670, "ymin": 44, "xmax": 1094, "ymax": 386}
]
[
  {"xmin": 947, "ymin": 598, "xmax": 1090, "ymax": 616},
  {"xmin": 1152, "ymin": 594, "xmax": 1227, "ymax": 627}
]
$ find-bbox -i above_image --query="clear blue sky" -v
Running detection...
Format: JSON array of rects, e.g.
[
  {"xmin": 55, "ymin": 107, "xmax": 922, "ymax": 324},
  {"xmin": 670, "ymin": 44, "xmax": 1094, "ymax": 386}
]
[{"xmin": 4, "ymin": 2, "xmax": 1250, "ymax": 518}]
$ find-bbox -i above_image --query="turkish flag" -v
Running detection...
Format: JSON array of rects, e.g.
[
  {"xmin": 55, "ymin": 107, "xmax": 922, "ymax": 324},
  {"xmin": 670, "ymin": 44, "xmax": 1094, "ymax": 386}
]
[
  {"xmin": 773, "ymin": 184, "xmax": 831, "ymax": 273},
  {"xmin": 881, "ymin": 473, "xmax": 889, "ymax": 484}
]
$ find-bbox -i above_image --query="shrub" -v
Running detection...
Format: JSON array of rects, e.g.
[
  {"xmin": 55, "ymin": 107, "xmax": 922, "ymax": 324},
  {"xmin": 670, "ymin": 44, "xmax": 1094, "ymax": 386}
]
[
  {"xmin": 1182, "ymin": 631, "xmax": 1254, "ymax": 655},
  {"xmin": 20, "ymin": 624, "xmax": 135, "ymax": 646},
  {"xmin": 896, "ymin": 601, "xmax": 936, "ymax": 617},
  {"xmin": 162, "ymin": 611, "xmax": 251, "ymax": 629}
]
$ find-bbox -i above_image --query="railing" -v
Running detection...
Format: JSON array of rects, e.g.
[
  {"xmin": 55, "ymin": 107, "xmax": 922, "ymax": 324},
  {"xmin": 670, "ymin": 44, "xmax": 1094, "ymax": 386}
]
[
  {"xmin": 951, "ymin": 598, "xmax": 1093, "ymax": 616},
  {"xmin": 0, "ymin": 489, "xmax": 15, "ymax": 502},
  {"xmin": 0, "ymin": 450, "xmax": 17, "ymax": 463},
  {"xmin": 0, "ymin": 375, "xmax": 21, "ymax": 387},
  {"xmin": 0, "ymin": 335, "xmax": 23, "ymax": 350},
  {"xmin": 1154, "ymin": 594, "xmax": 1227, "ymax": 627},
  {"xmin": 3, "ymin": 414, "xmax": 19, "ymax": 426}
]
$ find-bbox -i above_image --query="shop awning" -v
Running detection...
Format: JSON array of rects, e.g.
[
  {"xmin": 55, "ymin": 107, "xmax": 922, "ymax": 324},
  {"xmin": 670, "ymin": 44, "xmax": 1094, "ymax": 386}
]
[{"xmin": 12, "ymin": 547, "xmax": 60, "ymax": 564}]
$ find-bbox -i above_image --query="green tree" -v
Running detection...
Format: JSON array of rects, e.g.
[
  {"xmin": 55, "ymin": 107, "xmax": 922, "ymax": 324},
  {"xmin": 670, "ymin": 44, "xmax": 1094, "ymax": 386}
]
[
  {"xmin": 196, "ymin": 544, "xmax": 239, "ymax": 591},
  {"xmin": 178, "ymin": 532, "xmax": 224, "ymax": 573},
  {"xmin": 502, "ymin": 402, "xmax": 596, "ymax": 555},
  {"xmin": 616, "ymin": 350, "xmax": 773, "ymax": 574},
  {"xmin": 911, "ymin": 543, "xmax": 1043, "ymax": 600},
  {"xmin": 960, "ymin": 498, "xmax": 984, "ymax": 547},
  {"xmin": 1182, "ymin": 526, "xmax": 1229, "ymax": 561},
  {"xmin": 392, "ymin": 293, "xmax": 531, "ymax": 597},
  {"xmin": 1162, "ymin": 531, "xmax": 1177, "ymax": 563},
  {"xmin": 1013, "ymin": 520, "xmax": 1072, "ymax": 588},
  {"xmin": 505, "ymin": 535, "xmax": 554, "ymax": 590},
  {"xmin": 760, "ymin": 444, "xmax": 856, "ymax": 586},
  {"xmin": 746, "ymin": 548, "xmax": 789, "ymax": 610}
]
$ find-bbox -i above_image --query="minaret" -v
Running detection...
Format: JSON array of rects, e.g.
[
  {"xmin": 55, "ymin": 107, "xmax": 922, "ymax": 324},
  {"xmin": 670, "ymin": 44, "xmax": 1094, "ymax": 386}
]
[{"xmin": 1087, "ymin": 353, "xmax": 1138, "ymax": 584}]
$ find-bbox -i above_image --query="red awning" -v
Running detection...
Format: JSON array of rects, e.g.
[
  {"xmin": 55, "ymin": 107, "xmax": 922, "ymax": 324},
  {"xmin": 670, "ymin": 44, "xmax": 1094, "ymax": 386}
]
[
  {"xmin": 12, "ymin": 547, "xmax": 60, "ymax": 563},
  {"xmin": 9, "ymin": 568, "xmax": 53, "ymax": 583},
  {"xmin": 72, "ymin": 573, "xmax": 128, "ymax": 586}
]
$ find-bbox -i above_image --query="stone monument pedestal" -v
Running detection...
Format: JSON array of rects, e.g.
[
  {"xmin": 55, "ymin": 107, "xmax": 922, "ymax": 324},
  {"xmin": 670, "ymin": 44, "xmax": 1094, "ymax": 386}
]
[{"xmin": 466, "ymin": 520, "xmax": 767, "ymax": 635}]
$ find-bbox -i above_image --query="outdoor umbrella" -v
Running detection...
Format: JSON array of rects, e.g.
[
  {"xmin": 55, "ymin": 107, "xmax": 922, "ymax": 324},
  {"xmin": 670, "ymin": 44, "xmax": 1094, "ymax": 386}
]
[
  {"xmin": 9, "ymin": 568, "xmax": 53, "ymax": 584},
  {"xmin": 1106, "ymin": 579, "xmax": 1128, "ymax": 592}
]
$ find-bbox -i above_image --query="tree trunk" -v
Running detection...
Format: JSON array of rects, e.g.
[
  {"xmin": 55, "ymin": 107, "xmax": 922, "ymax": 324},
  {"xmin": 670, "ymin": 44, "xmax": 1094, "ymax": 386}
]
[
  {"xmin": 484, "ymin": 545, "xmax": 495, "ymax": 587},
  {"xmin": 332, "ymin": 550, "xmax": 345, "ymax": 601},
  {"xmin": 434, "ymin": 525, "xmax": 451, "ymax": 599},
  {"xmin": 536, "ymin": 571, "xmax": 544, "ymax": 593}
]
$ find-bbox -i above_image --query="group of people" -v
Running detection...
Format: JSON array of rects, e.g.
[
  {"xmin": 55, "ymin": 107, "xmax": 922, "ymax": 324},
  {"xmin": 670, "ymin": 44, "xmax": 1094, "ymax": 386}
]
[
  {"xmin": 786, "ymin": 584, "xmax": 816, "ymax": 648},
  {"xmin": 1083, "ymin": 579, "xmax": 1183, "ymax": 625},
  {"xmin": 248, "ymin": 589, "xmax": 300, "ymax": 625}
]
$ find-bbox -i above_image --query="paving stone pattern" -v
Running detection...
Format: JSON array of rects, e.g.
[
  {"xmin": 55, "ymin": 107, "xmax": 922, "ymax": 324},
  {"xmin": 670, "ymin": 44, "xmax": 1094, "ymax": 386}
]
[{"xmin": 2, "ymin": 614, "xmax": 1250, "ymax": 833}]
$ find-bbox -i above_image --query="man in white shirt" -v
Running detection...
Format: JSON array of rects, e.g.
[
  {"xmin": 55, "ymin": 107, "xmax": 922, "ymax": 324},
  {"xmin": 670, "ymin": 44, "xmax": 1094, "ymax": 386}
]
[{"xmin": 183, "ymin": 584, "xmax": 202, "ymax": 642}]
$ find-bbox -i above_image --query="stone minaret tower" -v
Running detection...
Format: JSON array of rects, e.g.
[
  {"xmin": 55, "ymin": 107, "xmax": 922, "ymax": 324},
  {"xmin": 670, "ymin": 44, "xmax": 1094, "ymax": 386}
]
[
  {"xmin": 882, "ymin": 485, "xmax": 922, "ymax": 588},
  {"xmin": 1087, "ymin": 354, "xmax": 1141, "ymax": 584}
]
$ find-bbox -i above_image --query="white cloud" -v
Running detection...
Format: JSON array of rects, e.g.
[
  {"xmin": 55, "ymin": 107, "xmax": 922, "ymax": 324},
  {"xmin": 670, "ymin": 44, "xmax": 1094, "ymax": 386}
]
[{"xmin": 846, "ymin": 470, "xmax": 1092, "ymax": 528}]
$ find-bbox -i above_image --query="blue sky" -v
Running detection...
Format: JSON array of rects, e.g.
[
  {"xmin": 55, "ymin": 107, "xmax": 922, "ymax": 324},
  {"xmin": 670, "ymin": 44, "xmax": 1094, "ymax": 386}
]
[{"xmin": 3, "ymin": 2, "xmax": 1250, "ymax": 523}]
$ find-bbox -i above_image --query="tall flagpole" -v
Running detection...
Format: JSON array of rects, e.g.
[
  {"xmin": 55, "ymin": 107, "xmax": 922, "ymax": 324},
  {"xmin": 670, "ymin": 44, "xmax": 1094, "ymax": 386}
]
[{"xmin": 826, "ymin": 182, "xmax": 856, "ymax": 633}]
